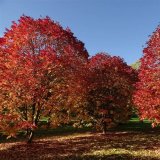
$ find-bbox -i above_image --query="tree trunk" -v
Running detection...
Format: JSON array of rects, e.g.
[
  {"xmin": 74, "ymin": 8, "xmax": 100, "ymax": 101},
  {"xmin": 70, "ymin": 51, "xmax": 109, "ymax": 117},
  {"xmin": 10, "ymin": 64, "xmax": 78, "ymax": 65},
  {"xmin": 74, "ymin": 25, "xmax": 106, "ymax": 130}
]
[
  {"xmin": 27, "ymin": 129, "xmax": 34, "ymax": 143},
  {"xmin": 140, "ymin": 120, "xmax": 144, "ymax": 124},
  {"xmin": 25, "ymin": 128, "xmax": 29, "ymax": 136},
  {"xmin": 102, "ymin": 121, "xmax": 107, "ymax": 134}
]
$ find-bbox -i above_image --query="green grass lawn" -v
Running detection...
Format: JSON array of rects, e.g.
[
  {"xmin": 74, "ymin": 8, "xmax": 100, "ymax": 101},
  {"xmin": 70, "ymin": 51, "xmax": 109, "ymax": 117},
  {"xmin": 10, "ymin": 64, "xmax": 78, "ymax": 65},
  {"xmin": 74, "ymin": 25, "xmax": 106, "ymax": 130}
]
[
  {"xmin": 0, "ymin": 118, "xmax": 159, "ymax": 160},
  {"xmin": 116, "ymin": 117, "xmax": 153, "ymax": 131}
]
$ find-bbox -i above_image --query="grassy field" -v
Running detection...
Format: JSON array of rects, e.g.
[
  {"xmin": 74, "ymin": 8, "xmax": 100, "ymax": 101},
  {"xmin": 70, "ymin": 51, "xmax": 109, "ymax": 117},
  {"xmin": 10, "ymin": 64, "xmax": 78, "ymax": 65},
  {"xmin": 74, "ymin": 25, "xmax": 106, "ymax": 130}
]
[{"xmin": 0, "ymin": 118, "xmax": 159, "ymax": 160}]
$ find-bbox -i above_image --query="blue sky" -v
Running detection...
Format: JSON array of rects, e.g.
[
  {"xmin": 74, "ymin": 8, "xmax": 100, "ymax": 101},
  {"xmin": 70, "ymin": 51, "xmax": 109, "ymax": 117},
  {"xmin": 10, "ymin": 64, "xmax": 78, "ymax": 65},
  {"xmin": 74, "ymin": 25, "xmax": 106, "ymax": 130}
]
[{"xmin": 0, "ymin": 0, "xmax": 160, "ymax": 64}]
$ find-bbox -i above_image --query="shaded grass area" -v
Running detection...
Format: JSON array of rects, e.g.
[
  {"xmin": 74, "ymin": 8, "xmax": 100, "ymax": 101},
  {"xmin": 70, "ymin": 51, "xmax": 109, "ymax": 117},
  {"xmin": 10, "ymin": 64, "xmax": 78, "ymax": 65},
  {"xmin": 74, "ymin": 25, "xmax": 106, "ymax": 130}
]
[
  {"xmin": 115, "ymin": 117, "xmax": 155, "ymax": 132},
  {"xmin": 0, "ymin": 125, "xmax": 92, "ymax": 143},
  {"xmin": 35, "ymin": 125, "xmax": 92, "ymax": 138},
  {"xmin": 0, "ymin": 118, "xmax": 159, "ymax": 160}
]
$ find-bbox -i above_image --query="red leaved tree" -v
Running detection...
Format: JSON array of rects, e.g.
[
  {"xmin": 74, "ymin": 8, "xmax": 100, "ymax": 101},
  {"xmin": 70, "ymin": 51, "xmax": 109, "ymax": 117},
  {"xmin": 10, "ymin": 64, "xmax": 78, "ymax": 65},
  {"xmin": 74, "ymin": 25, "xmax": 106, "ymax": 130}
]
[
  {"xmin": 86, "ymin": 53, "xmax": 136, "ymax": 133},
  {"xmin": 134, "ymin": 26, "xmax": 160, "ymax": 127},
  {"xmin": 0, "ymin": 16, "xmax": 88, "ymax": 142}
]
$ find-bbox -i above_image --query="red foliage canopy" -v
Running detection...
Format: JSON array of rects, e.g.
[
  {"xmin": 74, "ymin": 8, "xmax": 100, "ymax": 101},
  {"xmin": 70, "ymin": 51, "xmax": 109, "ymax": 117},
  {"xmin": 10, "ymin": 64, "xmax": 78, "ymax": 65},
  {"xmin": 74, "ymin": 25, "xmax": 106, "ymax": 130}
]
[
  {"xmin": 86, "ymin": 53, "xmax": 136, "ymax": 131},
  {"xmin": 0, "ymin": 15, "xmax": 88, "ymax": 139},
  {"xmin": 134, "ymin": 26, "xmax": 160, "ymax": 126}
]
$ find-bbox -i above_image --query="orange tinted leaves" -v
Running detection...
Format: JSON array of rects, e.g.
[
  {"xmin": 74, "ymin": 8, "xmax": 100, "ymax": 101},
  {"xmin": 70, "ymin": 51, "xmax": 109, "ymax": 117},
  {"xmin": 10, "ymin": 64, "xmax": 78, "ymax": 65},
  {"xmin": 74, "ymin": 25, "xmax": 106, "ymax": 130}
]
[{"xmin": 0, "ymin": 15, "xmax": 89, "ymax": 140}]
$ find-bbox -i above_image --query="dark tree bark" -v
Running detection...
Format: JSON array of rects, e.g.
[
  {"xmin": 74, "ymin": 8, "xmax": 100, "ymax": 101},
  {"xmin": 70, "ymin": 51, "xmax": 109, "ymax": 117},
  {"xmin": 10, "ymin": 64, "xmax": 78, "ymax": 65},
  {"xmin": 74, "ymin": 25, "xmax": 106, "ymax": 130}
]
[
  {"xmin": 27, "ymin": 129, "xmax": 34, "ymax": 143},
  {"xmin": 102, "ymin": 121, "xmax": 107, "ymax": 134}
]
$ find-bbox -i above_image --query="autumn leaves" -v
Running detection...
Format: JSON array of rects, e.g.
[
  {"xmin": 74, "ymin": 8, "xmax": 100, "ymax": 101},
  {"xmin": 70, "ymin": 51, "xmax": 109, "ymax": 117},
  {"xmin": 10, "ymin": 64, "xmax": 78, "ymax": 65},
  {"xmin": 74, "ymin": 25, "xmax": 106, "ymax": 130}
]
[
  {"xmin": 0, "ymin": 15, "xmax": 158, "ymax": 142},
  {"xmin": 134, "ymin": 26, "xmax": 160, "ymax": 127}
]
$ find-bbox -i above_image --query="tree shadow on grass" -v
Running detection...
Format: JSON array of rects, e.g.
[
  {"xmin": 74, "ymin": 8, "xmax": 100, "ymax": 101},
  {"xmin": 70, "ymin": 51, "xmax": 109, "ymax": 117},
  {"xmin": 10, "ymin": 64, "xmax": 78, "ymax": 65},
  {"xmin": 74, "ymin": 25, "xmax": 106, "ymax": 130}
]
[{"xmin": 0, "ymin": 130, "xmax": 159, "ymax": 160}]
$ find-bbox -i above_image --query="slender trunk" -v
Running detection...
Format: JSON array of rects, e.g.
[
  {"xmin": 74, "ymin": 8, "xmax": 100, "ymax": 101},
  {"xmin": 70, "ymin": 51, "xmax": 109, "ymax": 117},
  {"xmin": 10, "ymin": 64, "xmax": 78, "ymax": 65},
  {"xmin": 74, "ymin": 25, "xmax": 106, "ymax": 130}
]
[
  {"xmin": 27, "ymin": 103, "xmax": 37, "ymax": 143},
  {"xmin": 26, "ymin": 128, "xmax": 29, "ymax": 136},
  {"xmin": 102, "ymin": 121, "xmax": 107, "ymax": 134},
  {"xmin": 35, "ymin": 108, "xmax": 40, "ymax": 125},
  {"xmin": 27, "ymin": 129, "xmax": 34, "ymax": 143},
  {"xmin": 140, "ymin": 120, "xmax": 144, "ymax": 124}
]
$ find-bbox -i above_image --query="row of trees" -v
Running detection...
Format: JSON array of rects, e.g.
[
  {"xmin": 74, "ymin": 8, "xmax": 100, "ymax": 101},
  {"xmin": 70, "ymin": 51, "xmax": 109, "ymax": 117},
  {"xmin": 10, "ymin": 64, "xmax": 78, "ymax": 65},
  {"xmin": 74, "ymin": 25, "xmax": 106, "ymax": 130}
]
[
  {"xmin": 0, "ymin": 15, "xmax": 159, "ymax": 143},
  {"xmin": 0, "ymin": 16, "xmax": 136, "ymax": 142}
]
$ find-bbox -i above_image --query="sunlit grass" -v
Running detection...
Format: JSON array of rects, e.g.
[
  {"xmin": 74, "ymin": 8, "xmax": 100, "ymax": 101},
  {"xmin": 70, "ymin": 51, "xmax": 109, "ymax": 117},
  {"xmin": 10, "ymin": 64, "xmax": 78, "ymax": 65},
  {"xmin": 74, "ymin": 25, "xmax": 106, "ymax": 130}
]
[{"xmin": 88, "ymin": 148, "xmax": 160, "ymax": 159}]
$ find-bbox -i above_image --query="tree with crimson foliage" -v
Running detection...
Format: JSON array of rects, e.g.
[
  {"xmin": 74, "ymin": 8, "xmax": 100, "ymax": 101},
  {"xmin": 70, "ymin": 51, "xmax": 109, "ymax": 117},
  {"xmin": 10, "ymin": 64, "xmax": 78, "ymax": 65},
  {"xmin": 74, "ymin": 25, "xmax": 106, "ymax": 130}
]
[
  {"xmin": 134, "ymin": 26, "xmax": 160, "ymax": 127},
  {"xmin": 86, "ymin": 53, "xmax": 136, "ymax": 133},
  {"xmin": 0, "ymin": 16, "xmax": 89, "ymax": 143}
]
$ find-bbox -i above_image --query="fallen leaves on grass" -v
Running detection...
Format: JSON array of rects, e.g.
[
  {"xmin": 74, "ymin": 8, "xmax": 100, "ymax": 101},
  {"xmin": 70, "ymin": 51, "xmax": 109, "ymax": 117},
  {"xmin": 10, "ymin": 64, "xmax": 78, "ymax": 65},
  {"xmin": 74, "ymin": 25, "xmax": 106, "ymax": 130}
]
[{"xmin": 0, "ymin": 131, "xmax": 159, "ymax": 160}]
